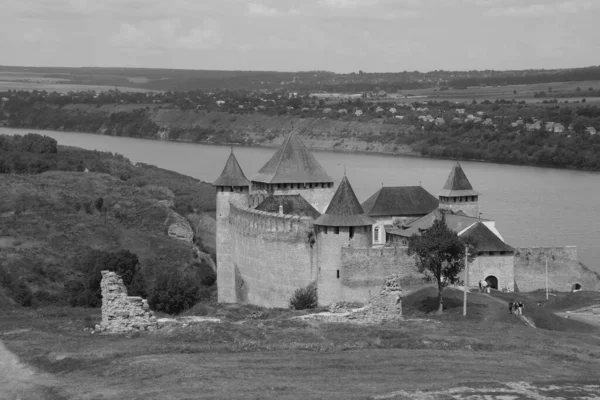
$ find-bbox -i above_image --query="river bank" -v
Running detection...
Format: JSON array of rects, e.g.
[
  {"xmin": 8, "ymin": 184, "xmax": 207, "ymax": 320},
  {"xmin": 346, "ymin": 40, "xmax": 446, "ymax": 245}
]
[
  {"xmin": 4, "ymin": 102, "xmax": 600, "ymax": 172},
  {"xmin": 4, "ymin": 124, "xmax": 592, "ymax": 174}
]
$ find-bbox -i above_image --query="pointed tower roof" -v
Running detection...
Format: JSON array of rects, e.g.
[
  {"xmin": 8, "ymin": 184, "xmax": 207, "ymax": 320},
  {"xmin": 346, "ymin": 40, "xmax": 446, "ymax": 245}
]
[
  {"xmin": 212, "ymin": 150, "xmax": 250, "ymax": 187},
  {"xmin": 314, "ymin": 176, "xmax": 375, "ymax": 226},
  {"xmin": 252, "ymin": 132, "xmax": 333, "ymax": 184},
  {"xmin": 438, "ymin": 162, "xmax": 480, "ymax": 197}
]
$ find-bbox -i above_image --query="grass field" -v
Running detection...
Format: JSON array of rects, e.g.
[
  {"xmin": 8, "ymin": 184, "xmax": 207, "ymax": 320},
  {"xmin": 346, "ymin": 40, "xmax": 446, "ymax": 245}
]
[
  {"xmin": 2, "ymin": 287, "xmax": 600, "ymax": 399},
  {"xmin": 0, "ymin": 80, "xmax": 156, "ymax": 93},
  {"xmin": 388, "ymin": 79, "xmax": 600, "ymax": 104}
]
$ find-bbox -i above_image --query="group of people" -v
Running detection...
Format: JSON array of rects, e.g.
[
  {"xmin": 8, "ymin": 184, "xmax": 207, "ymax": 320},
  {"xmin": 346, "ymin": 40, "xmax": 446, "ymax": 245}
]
[
  {"xmin": 478, "ymin": 280, "xmax": 491, "ymax": 293},
  {"xmin": 509, "ymin": 300, "xmax": 524, "ymax": 316}
]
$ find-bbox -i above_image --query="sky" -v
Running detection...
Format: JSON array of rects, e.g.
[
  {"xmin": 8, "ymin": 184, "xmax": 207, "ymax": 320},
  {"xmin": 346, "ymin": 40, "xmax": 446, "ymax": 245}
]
[{"xmin": 1, "ymin": 0, "xmax": 599, "ymax": 73}]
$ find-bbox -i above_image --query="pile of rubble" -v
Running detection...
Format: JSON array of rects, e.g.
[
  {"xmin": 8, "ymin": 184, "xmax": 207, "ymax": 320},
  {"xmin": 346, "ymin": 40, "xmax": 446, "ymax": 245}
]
[
  {"xmin": 95, "ymin": 271, "xmax": 159, "ymax": 333},
  {"xmin": 298, "ymin": 275, "xmax": 403, "ymax": 324}
]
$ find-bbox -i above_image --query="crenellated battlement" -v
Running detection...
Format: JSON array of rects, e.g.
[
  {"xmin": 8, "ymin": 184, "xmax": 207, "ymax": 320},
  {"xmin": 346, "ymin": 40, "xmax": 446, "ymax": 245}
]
[
  {"xmin": 229, "ymin": 203, "xmax": 314, "ymax": 234},
  {"xmin": 515, "ymin": 246, "xmax": 578, "ymax": 262}
]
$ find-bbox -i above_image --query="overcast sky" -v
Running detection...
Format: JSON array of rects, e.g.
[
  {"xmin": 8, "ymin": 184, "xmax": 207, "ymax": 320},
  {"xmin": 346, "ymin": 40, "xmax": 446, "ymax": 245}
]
[{"xmin": 1, "ymin": 0, "xmax": 598, "ymax": 73}]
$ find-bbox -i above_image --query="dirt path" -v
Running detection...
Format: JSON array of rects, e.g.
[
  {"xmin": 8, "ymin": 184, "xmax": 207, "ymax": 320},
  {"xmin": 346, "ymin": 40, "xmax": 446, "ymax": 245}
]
[
  {"xmin": 0, "ymin": 337, "xmax": 61, "ymax": 400},
  {"xmin": 480, "ymin": 293, "xmax": 537, "ymax": 328}
]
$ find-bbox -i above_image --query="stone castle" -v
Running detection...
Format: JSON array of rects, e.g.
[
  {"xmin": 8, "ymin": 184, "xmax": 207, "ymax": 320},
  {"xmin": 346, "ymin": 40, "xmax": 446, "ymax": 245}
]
[{"xmin": 214, "ymin": 132, "xmax": 600, "ymax": 308}]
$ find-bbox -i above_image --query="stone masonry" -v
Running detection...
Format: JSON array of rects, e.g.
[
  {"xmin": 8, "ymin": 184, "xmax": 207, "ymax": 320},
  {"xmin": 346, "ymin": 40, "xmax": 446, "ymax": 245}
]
[
  {"xmin": 97, "ymin": 271, "xmax": 158, "ymax": 333},
  {"xmin": 361, "ymin": 274, "xmax": 403, "ymax": 323},
  {"xmin": 323, "ymin": 275, "xmax": 403, "ymax": 324}
]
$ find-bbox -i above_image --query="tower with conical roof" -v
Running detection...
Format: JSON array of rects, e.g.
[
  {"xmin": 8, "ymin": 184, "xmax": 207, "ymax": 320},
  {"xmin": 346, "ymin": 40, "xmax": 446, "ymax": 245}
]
[
  {"xmin": 213, "ymin": 149, "xmax": 250, "ymax": 303},
  {"xmin": 437, "ymin": 162, "xmax": 480, "ymax": 218},
  {"xmin": 251, "ymin": 131, "xmax": 334, "ymax": 213},
  {"xmin": 314, "ymin": 175, "xmax": 376, "ymax": 305}
]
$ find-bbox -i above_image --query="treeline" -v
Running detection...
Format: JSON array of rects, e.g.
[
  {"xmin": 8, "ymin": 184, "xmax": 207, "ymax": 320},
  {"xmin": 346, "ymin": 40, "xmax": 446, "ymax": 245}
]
[
  {"xmin": 5, "ymin": 105, "xmax": 160, "ymax": 138},
  {"xmin": 0, "ymin": 133, "xmax": 131, "ymax": 174},
  {"xmin": 412, "ymin": 128, "xmax": 600, "ymax": 170},
  {"xmin": 448, "ymin": 66, "xmax": 600, "ymax": 88}
]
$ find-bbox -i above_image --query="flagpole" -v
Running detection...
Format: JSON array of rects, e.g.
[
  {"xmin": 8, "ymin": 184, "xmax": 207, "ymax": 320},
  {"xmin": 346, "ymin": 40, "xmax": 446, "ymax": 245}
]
[{"xmin": 463, "ymin": 245, "xmax": 468, "ymax": 317}]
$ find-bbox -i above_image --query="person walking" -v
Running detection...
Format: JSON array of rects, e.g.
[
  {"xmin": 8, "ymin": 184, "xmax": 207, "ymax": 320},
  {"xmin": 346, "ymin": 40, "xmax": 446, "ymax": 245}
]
[
  {"xmin": 509, "ymin": 299, "xmax": 514, "ymax": 314},
  {"xmin": 518, "ymin": 301, "xmax": 524, "ymax": 316}
]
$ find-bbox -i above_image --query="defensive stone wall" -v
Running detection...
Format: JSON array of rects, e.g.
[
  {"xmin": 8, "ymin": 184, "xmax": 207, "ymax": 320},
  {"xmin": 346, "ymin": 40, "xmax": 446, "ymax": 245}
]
[
  {"xmin": 516, "ymin": 246, "xmax": 578, "ymax": 262},
  {"xmin": 514, "ymin": 246, "xmax": 600, "ymax": 292},
  {"xmin": 97, "ymin": 271, "xmax": 158, "ymax": 333},
  {"xmin": 229, "ymin": 204, "xmax": 317, "ymax": 308},
  {"xmin": 339, "ymin": 246, "xmax": 421, "ymax": 301}
]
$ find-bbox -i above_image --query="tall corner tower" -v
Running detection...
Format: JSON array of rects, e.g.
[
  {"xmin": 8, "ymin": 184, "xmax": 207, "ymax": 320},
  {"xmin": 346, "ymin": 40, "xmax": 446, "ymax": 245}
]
[
  {"xmin": 313, "ymin": 175, "xmax": 376, "ymax": 305},
  {"xmin": 213, "ymin": 149, "xmax": 250, "ymax": 304},
  {"xmin": 437, "ymin": 162, "xmax": 480, "ymax": 218},
  {"xmin": 250, "ymin": 131, "xmax": 334, "ymax": 213}
]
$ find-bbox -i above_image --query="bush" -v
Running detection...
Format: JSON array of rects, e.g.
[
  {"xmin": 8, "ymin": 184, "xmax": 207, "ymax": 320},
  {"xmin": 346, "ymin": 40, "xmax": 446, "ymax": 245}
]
[
  {"xmin": 13, "ymin": 280, "xmax": 33, "ymax": 307},
  {"xmin": 289, "ymin": 283, "xmax": 318, "ymax": 310},
  {"xmin": 148, "ymin": 270, "xmax": 201, "ymax": 314},
  {"xmin": 67, "ymin": 249, "xmax": 142, "ymax": 307}
]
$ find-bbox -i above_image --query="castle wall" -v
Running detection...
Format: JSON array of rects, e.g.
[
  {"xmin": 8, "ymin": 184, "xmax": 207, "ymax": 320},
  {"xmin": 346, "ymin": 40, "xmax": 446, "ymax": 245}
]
[
  {"xmin": 339, "ymin": 246, "xmax": 422, "ymax": 302},
  {"xmin": 272, "ymin": 187, "xmax": 335, "ymax": 214},
  {"xmin": 439, "ymin": 200, "xmax": 479, "ymax": 218},
  {"xmin": 216, "ymin": 191, "xmax": 248, "ymax": 303},
  {"xmin": 466, "ymin": 254, "xmax": 515, "ymax": 292},
  {"xmin": 229, "ymin": 204, "xmax": 317, "ymax": 308},
  {"xmin": 514, "ymin": 246, "xmax": 600, "ymax": 292}
]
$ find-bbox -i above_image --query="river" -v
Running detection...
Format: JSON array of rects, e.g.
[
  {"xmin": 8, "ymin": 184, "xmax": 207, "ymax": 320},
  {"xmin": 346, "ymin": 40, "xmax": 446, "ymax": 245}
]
[{"xmin": 3, "ymin": 127, "xmax": 600, "ymax": 272}]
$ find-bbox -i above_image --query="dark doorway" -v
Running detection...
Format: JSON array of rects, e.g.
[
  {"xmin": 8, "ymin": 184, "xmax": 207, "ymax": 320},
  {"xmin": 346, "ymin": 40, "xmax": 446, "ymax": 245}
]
[
  {"xmin": 573, "ymin": 283, "xmax": 582, "ymax": 291},
  {"xmin": 485, "ymin": 275, "xmax": 498, "ymax": 290}
]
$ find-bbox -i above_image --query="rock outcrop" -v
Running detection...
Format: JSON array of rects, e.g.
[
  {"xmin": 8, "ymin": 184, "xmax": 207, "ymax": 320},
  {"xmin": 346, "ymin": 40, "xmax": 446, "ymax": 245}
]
[{"xmin": 96, "ymin": 271, "xmax": 158, "ymax": 333}]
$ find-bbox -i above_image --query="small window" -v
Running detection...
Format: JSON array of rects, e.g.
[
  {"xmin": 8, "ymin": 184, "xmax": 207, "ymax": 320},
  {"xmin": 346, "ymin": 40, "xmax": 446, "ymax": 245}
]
[
  {"xmin": 334, "ymin": 227, "xmax": 339, "ymax": 234},
  {"xmin": 349, "ymin": 227, "xmax": 354, "ymax": 239},
  {"xmin": 337, "ymin": 270, "xmax": 340, "ymax": 279}
]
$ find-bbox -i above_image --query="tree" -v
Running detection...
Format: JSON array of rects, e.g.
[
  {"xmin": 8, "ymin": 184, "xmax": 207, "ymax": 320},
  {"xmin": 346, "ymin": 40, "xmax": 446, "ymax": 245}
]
[{"xmin": 407, "ymin": 213, "xmax": 475, "ymax": 313}]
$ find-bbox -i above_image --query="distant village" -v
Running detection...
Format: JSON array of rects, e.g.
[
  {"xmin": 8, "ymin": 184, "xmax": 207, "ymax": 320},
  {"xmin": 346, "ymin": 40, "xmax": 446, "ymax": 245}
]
[{"xmin": 1, "ymin": 86, "xmax": 599, "ymax": 137}]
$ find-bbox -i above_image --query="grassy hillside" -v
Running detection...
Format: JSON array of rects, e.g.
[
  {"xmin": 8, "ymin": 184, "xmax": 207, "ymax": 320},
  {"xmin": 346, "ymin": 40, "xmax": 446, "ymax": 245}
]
[
  {"xmin": 0, "ymin": 140, "xmax": 217, "ymax": 308},
  {"xmin": 1, "ymin": 286, "xmax": 599, "ymax": 399}
]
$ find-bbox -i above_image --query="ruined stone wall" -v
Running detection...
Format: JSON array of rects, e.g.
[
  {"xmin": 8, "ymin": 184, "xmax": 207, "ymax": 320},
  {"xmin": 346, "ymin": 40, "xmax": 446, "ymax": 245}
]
[
  {"xmin": 98, "ymin": 271, "xmax": 157, "ymax": 333},
  {"xmin": 339, "ymin": 246, "xmax": 421, "ymax": 302},
  {"xmin": 229, "ymin": 204, "xmax": 316, "ymax": 308},
  {"xmin": 514, "ymin": 246, "xmax": 600, "ymax": 292},
  {"xmin": 467, "ymin": 254, "xmax": 515, "ymax": 292}
]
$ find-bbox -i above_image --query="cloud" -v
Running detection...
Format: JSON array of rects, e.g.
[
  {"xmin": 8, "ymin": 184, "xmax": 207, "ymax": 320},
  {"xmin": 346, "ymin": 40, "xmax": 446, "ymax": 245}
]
[
  {"xmin": 248, "ymin": 3, "xmax": 280, "ymax": 16},
  {"xmin": 319, "ymin": 0, "xmax": 380, "ymax": 8},
  {"xmin": 111, "ymin": 23, "xmax": 149, "ymax": 48},
  {"xmin": 486, "ymin": 1, "xmax": 596, "ymax": 17},
  {"xmin": 175, "ymin": 24, "xmax": 222, "ymax": 50}
]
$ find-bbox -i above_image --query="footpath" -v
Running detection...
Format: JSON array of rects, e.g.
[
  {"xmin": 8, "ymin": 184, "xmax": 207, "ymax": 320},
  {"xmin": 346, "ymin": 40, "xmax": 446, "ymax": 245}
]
[
  {"xmin": 480, "ymin": 292, "xmax": 537, "ymax": 328},
  {"xmin": 0, "ymin": 336, "xmax": 59, "ymax": 400}
]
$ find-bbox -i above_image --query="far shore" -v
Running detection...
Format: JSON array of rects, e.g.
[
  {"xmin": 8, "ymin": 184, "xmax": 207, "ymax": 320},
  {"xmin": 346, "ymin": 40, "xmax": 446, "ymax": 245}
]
[{"xmin": 2, "ymin": 125, "xmax": 600, "ymax": 174}]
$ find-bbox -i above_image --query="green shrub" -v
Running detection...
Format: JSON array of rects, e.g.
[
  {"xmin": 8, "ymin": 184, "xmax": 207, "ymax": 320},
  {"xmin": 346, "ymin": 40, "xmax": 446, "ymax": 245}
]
[
  {"xmin": 289, "ymin": 283, "xmax": 318, "ymax": 310},
  {"xmin": 148, "ymin": 270, "xmax": 201, "ymax": 314},
  {"xmin": 13, "ymin": 280, "xmax": 33, "ymax": 307},
  {"xmin": 67, "ymin": 249, "xmax": 142, "ymax": 307}
]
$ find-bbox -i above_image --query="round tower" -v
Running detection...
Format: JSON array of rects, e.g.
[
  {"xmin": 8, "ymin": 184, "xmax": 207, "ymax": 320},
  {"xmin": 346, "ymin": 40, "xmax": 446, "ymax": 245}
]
[
  {"xmin": 438, "ymin": 162, "xmax": 480, "ymax": 218},
  {"xmin": 251, "ymin": 131, "xmax": 335, "ymax": 213},
  {"xmin": 213, "ymin": 149, "xmax": 250, "ymax": 304},
  {"xmin": 313, "ymin": 175, "xmax": 376, "ymax": 305}
]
